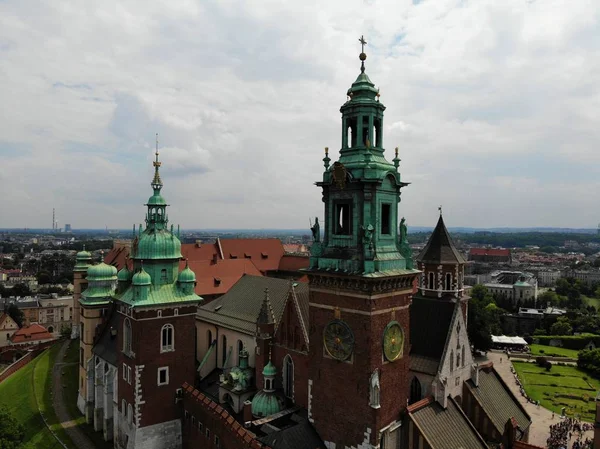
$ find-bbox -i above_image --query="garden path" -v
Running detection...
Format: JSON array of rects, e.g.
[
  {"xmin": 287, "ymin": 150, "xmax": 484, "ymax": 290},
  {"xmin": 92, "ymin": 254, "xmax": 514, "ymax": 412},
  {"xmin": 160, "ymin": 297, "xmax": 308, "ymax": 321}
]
[{"xmin": 486, "ymin": 351, "xmax": 594, "ymax": 448}]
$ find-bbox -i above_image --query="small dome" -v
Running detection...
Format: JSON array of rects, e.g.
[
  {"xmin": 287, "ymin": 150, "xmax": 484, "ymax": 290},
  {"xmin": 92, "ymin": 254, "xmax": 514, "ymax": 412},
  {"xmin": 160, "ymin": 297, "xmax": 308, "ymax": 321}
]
[
  {"xmin": 262, "ymin": 360, "xmax": 277, "ymax": 377},
  {"xmin": 76, "ymin": 249, "xmax": 92, "ymax": 260},
  {"xmin": 117, "ymin": 266, "xmax": 132, "ymax": 282},
  {"xmin": 87, "ymin": 263, "xmax": 118, "ymax": 281},
  {"xmin": 251, "ymin": 390, "xmax": 284, "ymax": 418},
  {"xmin": 132, "ymin": 268, "xmax": 151, "ymax": 286},
  {"xmin": 147, "ymin": 193, "xmax": 167, "ymax": 206},
  {"xmin": 177, "ymin": 263, "xmax": 196, "ymax": 283}
]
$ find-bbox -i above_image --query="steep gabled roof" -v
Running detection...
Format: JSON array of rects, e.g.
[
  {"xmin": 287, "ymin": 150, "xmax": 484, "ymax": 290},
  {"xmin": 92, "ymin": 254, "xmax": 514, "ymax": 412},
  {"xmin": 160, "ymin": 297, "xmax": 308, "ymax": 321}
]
[
  {"xmin": 410, "ymin": 296, "xmax": 455, "ymax": 365},
  {"xmin": 417, "ymin": 216, "xmax": 466, "ymax": 264},
  {"xmin": 10, "ymin": 324, "xmax": 53, "ymax": 343},
  {"xmin": 409, "ymin": 397, "xmax": 488, "ymax": 449}
]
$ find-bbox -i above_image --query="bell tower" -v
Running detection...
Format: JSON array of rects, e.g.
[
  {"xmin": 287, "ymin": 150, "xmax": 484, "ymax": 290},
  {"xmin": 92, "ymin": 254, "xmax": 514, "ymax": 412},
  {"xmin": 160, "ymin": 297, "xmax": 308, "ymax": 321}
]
[{"xmin": 306, "ymin": 37, "xmax": 420, "ymax": 449}]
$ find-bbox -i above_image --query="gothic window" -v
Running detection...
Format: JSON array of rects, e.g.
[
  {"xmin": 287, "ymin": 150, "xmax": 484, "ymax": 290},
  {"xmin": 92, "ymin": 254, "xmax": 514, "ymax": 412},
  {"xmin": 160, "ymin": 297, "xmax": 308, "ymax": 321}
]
[
  {"xmin": 462, "ymin": 345, "xmax": 466, "ymax": 367},
  {"xmin": 409, "ymin": 377, "xmax": 422, "ymax": 404},
  {"xmin": 80, "ymin": 322, "xmax": 84, "ymax": 342},
  {"xmin": 123, "ymin": 318, "xmax": 132, "ymax": 354},
  {"xmin": 445, "ymin": 273, "xmax": 452, "ymax": 290},
  {"xmin": 369, "ymin": 370, "xmax": 380, "ymax": 408},
  {"xmin": 457, "ymin": 350, "xmax": 461, "ymax": 368},
  {"xmin": 161, "ymin": 324, "xmax": 174, "ymax": 352},
  {"xmin": 222, "ymin": 335, "xmax": 227, "ymax": 366},
  {"xmin": 335, "ymin": 203, "xmax": 351, "ymax": 235},
  {"xmin": 381, "ymin": 204, "xmax": 391, "ymax": 235},
  {"xmin": 237, "ymin": 339, "xmax": 243, "ymax": 361},
  {"xmin": 428, "ymin": 272, "xmax": 434, "ymax": 289},
  {"xmin": 207, "ymin": 330, "xmax": 212, "ymax": 352},
  {"xmin": 450, "ymin": 350, "xmax": 454, "ymax": 371},
  {"xmin": 283, "ymin": 355, "xmax": 294, "ymax": 398}
]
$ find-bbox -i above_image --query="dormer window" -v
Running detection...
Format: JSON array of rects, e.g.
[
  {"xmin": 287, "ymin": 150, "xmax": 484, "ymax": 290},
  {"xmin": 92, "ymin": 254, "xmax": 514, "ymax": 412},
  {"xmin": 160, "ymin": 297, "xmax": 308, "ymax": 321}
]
[
  {"xmin": 261, "ymin": 252, "xmax": 268, "ymax": 259},
  {"xmin": 214, "ymin": 277, "xmax": 221, "ymax": 287}
]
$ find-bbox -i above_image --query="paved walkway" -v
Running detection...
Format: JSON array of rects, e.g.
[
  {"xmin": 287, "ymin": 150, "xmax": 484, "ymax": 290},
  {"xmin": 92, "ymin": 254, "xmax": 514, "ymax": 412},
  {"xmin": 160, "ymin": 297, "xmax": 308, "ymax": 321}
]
[
  {"xmin": 52, "ymin": 339, "xmax": 97, "ymax": 449},
  {"xmin": 486, "ymin": 351, "xmax": 594, "ymax": 448}
]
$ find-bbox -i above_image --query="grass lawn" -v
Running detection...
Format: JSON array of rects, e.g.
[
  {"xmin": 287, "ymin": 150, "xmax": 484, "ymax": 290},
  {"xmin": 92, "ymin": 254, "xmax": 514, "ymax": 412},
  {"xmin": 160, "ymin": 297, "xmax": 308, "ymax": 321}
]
[
  {"xmin": 529, "ymin": 344, "xmax": 579, "ymax": 358},
  {"xmin": 582, "ymin": 295, "xmax": 600, "ymax": 310},
  {"xmin": 0, "ymin": 344, "xmax": 76, "ymax": 449},
  {"xmin": 513, "ymin": 360, "xmax": 600, "ymax": 422}
]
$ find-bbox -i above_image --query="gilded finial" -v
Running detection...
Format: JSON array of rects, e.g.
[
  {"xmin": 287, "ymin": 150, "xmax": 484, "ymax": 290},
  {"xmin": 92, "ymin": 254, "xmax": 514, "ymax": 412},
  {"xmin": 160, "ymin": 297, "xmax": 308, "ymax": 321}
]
[
  {"xmin": 359, "ymin": 35, "xmax": 367, "ymax": 73},
  {"xmin": 439, "ymin": 205, "xmax": 443, "ymax": 216},
  {"xmin": 152, "ymin": 133, "xmax": 162, "ymax": 189},
  {"xmin": 393, "ymin": 146, "xmax": 401, "ymax": 169},
  {"xmin": 323, "ymin": 146, "xmax": 331, "ymax": 170}
]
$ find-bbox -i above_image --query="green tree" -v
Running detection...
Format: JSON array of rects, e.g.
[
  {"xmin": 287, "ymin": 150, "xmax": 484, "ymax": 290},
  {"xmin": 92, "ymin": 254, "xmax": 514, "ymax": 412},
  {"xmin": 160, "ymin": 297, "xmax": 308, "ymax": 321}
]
[
  {"xmin": 10, "ymin": 283, "xmax": 30, "ymax": 298},
  {"xmin": 0, "ymin": 406, "xmax": 25, "ymax": 448},
  {"xmin": 5, "ymin": 304, "xmax": 24, "ymax": 328},
  {"xmin": 36, "ymin": 271, "xmax": 51, "ymax": 285},
  {"xmin": 550, "ymin": 318, "xmax": 573, "ymax": 336},
  {"xmin": 468, "ymin": 285, "xmax": 501, "ymax": 351}
]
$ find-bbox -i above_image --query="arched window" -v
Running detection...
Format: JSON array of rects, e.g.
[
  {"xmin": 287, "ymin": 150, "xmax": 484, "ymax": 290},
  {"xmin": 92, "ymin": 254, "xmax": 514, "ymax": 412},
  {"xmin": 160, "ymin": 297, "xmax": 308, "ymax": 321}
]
[
  {"xmin": 222, "ymin": 335, "xmax": 227, "ymax": 367},
  {"xmin": 461, "ymin": 345, "xmax": 466, "ymax": 367},
  {"xmin": 369, "ymin": 370, "xmax": 380, "ymax": 408},
  {"xmin": 128, "ymin": 403, "xmax": 133, "ymax": 425},
  {"xmin": 161, "ymin": 324, "xmax": 174, "ymax": 352},
  {"xmin": 409, "ymin": 377, "xmax": 422, "ymax": 404},
  {"xmin": 428, "ymin": 272, "xmax": 435, "ymax": 289},
  {"xmin": 237, "ymin": 340, "xmax": 244, "ymax": 361},
  {"xmin": 207, "ymin": 330, "xmax": 213, "ymax": 352},
  {"xmin": 283, "ymin": 355, "xmax": 294, "ymax": 398},
  {"xmin": 445, "ymin": 273, "xmax": 452, "ymax": 291},
  {"xmin": 160, "ymin": 269, "xmax": 167, "ymax": 282},
  {"xmin": 123, "ymin": 318, "xmax": 132, "ymax": 354},
  {"xmin": 450, "ymin": 350, "xmax": 454, "ymax": 371},
  {"xmin": 457, "ymin": 349, "xmax": 461, "ymax": 368}
]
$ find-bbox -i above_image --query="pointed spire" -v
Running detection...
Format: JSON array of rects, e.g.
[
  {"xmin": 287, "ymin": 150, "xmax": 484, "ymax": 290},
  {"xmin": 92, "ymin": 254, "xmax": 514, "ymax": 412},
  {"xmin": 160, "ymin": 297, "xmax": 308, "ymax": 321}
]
[
  {"xmin": 257, "ymin": 288, "xmax": 275, "ymax": 325},
  {"xmin": 417, "ymin": 213, "xmax": 465, "ymax": 264},
  {"xmin": 152, "ymin": 133, "xmax": 163, "ymax": 191}
]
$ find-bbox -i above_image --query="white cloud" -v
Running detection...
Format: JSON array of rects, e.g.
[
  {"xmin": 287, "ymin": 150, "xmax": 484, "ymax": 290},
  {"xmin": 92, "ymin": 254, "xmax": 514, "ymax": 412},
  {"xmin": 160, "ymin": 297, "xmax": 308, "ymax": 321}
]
[{"xmin": 0, "ymin": 0, "xmax": 599, "ymax": 229}]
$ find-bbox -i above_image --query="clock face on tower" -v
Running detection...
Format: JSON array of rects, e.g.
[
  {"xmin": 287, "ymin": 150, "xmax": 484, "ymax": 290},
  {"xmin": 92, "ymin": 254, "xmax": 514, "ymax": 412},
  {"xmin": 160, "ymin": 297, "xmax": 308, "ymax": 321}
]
[
  {"xmin": 323, "ymin": 319, "xmax": 354, "ymax": 361},
  {"xmin": 383, "ymin": 321, "xmax": 404, "ymax": 362}
]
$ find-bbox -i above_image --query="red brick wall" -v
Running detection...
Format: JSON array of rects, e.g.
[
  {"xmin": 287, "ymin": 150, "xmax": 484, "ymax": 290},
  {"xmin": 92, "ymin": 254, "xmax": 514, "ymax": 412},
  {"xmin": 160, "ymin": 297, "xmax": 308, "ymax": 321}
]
[
  {"xmin": 117, "ymin": 304, "xmax": 198, "ymax": 428},
  {"xmin": 308, "ymin": 281, "xmax": 413, "ymax": 447},
  {"xmin": 0, "ymin": 342, "xmax": 54, "ymax": 383},
  {"xmin": 181, "ymin": 383, "xmax": 271, "ymax": 449}
]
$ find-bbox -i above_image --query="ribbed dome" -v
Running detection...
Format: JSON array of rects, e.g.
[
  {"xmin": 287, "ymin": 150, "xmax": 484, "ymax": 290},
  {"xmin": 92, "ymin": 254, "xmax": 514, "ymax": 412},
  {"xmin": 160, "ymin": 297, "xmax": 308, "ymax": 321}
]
[
  {"xmin": 132, "ymin": 268, "xmax": 151, "ymax": 286},
  {"xmin": 147, "ymin": 192, "xmax": 167, "ymax": 206},
  {"xmin": 117, "ymin": 266, "xmax": 132, "ymax": 282},
  {"xmin": 87, "ymin": 263, "xmax": 118, "ymax": 281},
  {"xmin": 135, "ymin": 230, "xmax": 182, "ymax": 260},
  {"xmin": 262, "ymin": 361, "xmax": 277, "ymax": 377},
  {"xmin": 251, "ymin": 390, "xmax": 284, "ymax": 418},
  {"xmin": 177, "ymin": 263, "xmax": 196, "ymax": 283},
  {"xmin": 76, "ymin": 250, "xmax": 92, "ymax": 260}
]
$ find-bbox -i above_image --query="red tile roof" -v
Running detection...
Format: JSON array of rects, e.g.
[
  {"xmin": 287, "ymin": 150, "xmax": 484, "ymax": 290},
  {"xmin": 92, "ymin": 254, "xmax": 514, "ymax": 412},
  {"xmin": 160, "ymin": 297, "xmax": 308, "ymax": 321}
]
[
  {"xmin": 10, "ymin": 324, "xmax": 53, "ymax": 344},
  {"xmin": 218, "ymin": 238, "xmax": 284, "ymax": 272},
  {"xmin": 278, "ymin": 254, "xmax": 309, "ymax": 272},
  {"xmin": 181, "ymin": 259, "xmax": 263, "ymax": 297},
  {"xmin": 469, "ymin": 248, "xmax": 510, "ymax": 257}
]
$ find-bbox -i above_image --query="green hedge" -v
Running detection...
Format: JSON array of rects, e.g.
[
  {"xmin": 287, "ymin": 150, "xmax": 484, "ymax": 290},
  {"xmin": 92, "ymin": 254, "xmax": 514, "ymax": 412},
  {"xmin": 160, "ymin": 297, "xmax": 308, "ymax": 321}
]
[{"xmin": 535, "ymin": 334, "xmax": 600, "ymax": 350}]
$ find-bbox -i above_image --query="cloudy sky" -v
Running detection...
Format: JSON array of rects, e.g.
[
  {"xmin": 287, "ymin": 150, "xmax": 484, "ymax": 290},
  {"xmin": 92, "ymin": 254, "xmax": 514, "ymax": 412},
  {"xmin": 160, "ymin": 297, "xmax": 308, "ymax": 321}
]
[{"xmin": 1, "ymin": 0, "xmax": 599, "ymax": 230}]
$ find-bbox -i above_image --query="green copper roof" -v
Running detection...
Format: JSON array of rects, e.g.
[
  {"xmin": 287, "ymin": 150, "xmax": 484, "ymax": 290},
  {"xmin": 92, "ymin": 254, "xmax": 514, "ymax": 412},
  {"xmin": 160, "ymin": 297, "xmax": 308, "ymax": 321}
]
[
  {"xmin": 147, "ymin": 192, "xmax": 167, "ymax": 206},
  {"xmin": 251, "ymin": 390, "xmax": 284, "ymax": 418},
  {"xmin": 134, "ymin": 230, "xmax": 182, "ymax": 260},
  {"xmin": 117, "ymin": 266, "xmax": 132, "ymax": 282},
  {"xmin": 262, "ymin": 360, "xmax": 277, "ymax": 377},
  {"xmin": 116, "ymin": 282, "xmax": 200, "ymax": 308},
  {"xmin": 87, "ymin": 262, "xmax": 118, "ymax": 281},
  {"xmin": 76, "ymin": 249, "xmax": 92, "ymax": 260},
  {"xmin": 74, "ymin": 248, "xmax": 93, "ymax": 272},
  {"xmin": 177, "ymin": 263, "xmax": 196, "ymax": 283},
  {"xmin": 132, "ymin": 267, "xmax": 151, "ymax": 286}
]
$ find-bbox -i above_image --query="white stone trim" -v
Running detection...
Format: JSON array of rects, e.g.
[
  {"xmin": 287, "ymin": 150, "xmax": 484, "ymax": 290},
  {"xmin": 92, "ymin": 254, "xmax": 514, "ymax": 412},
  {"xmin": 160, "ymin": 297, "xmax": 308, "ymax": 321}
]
[{"xmin": 157, "ymin": 366, "xmax": 169, "ymax": 386}]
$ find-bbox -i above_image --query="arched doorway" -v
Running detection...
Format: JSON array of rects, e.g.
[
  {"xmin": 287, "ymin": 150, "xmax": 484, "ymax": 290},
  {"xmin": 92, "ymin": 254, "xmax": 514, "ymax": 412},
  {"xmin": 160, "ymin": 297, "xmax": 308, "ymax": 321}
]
[
  {"xmin": 409, "ymin": 377, "xmax": 422, "ymax": 405},
  {"xmin": 48, "ymin": 326, "xmax": 54, "ymax": 334}
]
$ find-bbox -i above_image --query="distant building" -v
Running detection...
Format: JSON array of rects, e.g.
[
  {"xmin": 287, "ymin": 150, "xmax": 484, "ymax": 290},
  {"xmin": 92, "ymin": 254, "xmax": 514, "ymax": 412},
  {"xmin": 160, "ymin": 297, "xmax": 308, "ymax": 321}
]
[
  {"xmin": 9, "ymin": 323, "xmax": 54, "ymax": 346},
  {"xmin": 0, "ymin": 313, "xmax": 19, "ymax": 348},
  {"xmin": 484, "ymin": 271, "xmax": 538, "ymax": 304},
  {"xmin": 469, "ymin": 248, "xmax": 512, "ymax": 264},
  {"xmin": 65, "ymin": 224, "xmax": 72, "ymax": 232},
  {"xmin": 562, "ymin": 269, "xmax": 600, "ymax": 287},
  {"xmin": 535, "ymin": 269, "xmax": 561, "ymax": 287},
  {"xmin": 38, "ymin": 296, "xmax": 73, "ymax": 337}
]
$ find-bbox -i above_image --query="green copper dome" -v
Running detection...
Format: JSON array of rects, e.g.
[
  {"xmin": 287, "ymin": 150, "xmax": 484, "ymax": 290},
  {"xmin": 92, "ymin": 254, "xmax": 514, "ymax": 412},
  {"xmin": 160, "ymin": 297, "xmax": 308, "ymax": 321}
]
[
  {"xmin": 87, "ymin": 263, "xmax": 118, "ymax": 281},
  {"xmin": 132, "ymin": 268, "xmax": 151, "ymax": 286},
  {"xmin": 74, "ymin": 248, "xmax": 92, "ymax": 272},
  {"xmin": 262, "ymin": 360, "xmax": 277, "ymax": 377},
  {"xmin": 135, "ymin": 230, "xmax": 182, "ymax": 260},
  {"xmin": 117, "ymin": 266, "xmax": 132, "ymax": 282},
  {"xmin": 251, "ymin": 390, "xmax": 284, "ymax": 418},
  {"xmin": 76, "ymin": 249, "xmax": 92, "ymax": 260},
  {"xmin": 177, "ymin": 262, "xmax": 196, "ymax": 283},
  {"xmin": 147, "ymin": 192, "xmax": 167, "ymax": 206}
]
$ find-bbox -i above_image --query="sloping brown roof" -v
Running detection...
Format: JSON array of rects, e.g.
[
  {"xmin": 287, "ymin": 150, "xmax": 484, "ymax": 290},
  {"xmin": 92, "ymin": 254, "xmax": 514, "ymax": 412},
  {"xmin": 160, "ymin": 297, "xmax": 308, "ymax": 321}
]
[
  {"xmin": 409, "ymin": 397, "xmax": 487, "ymax": 449},
  {"xmin": 466, "ymin": 367, "xmax": 531, "ymax": 434},
  {"xmin": 278, "ymin": 255, "xmax": 309, "ymax": 272},
  {"xmin": 184, "ymin": 259, "xmax": 263, "ymax": 297},
  {"xmin": 219, "ymin": 238, "xmax": 285, "ymax": 272},
  {"xmin": 417, "ymin": 216, "xmax": 466, "ymax": 264},
  {"xmin": 10, "ymin": 324, "xmax": 53, "ymax": 343},
  {"xmin": 196, "ymin": 275, "xmax": 308, "ymax": 335}
]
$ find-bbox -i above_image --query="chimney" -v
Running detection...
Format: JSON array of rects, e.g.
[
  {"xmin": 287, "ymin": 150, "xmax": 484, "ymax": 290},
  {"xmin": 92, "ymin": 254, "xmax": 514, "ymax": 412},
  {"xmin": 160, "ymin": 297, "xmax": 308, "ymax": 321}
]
[
  {"xmin": 243, "ymin": 400, "xmax": 253, "ymax": 427},
  {"xmin": 471, "ymin": 363, "xmax": 480, "ymax": 387},
  {"xmin": 212, "ymin": 253, "xmax": 218, "ymax": 265}
]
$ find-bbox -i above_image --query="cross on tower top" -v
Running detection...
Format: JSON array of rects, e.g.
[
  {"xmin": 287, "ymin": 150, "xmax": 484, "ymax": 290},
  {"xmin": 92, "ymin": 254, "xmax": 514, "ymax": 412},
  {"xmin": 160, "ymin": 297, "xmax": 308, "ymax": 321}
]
[
  {"xmin": 359, "ymin": 35, "xmax": 367, "ymax": 53},
  {"xmin": 358, "ymin": 35, "xmax": 368, "ymax": 73}
]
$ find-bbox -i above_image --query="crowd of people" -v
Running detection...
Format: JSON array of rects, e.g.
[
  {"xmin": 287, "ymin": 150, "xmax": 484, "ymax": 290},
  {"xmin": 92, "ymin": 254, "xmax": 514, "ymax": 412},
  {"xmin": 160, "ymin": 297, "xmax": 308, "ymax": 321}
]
[
  {"xmin": 547, "ymin": 417, "xmax": 593, "ymax": 449},
  {"xmin": 510, "ymin": 365, "xmax": 538, "ymax": 405}
]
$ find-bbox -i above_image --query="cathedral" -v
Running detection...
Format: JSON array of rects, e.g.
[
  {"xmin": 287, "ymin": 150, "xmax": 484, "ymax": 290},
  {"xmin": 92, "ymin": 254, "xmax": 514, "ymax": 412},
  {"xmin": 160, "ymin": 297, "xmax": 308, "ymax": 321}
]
[{"xmin": 74, "ymin": 40, "xmax": 531, "ymax": 449}]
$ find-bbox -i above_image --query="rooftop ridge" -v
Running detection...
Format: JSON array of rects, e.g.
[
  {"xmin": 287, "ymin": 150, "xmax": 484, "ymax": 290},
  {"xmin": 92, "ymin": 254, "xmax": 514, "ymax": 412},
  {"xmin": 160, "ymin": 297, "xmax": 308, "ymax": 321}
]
[
  {"xmin": 406, "ymin": 396, "xmax": 433, "ymax": 413},
  {"xmin": 182, "ymin": 382, "xmax": 273, "ymax": 449}
]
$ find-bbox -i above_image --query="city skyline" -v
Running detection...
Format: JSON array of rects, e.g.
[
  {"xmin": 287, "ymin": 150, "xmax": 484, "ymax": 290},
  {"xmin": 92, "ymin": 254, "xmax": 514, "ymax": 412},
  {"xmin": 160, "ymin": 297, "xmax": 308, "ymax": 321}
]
[{"xmin": 1, "ymin": 1, "xmax": 599, "ymax": 229}]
